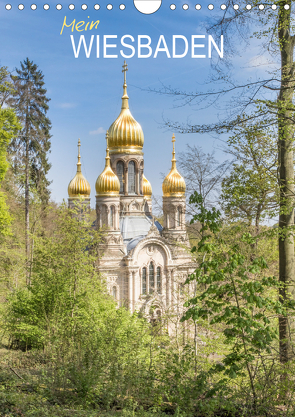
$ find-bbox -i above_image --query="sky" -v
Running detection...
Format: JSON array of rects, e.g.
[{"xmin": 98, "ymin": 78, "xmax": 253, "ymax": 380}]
[{"xmin": 0, "ymin": 0, "xmax": 279, "ymax": 206}]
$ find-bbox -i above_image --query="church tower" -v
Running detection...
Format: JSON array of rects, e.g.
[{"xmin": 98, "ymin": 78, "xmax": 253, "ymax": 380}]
[
  {"xmin": 107, "ymin": 61, "xmax": 152, "ymax": 217},
  {"xmin": 95, "ymin": 131, "xmax": 124, "ymax": 255},
  {"xmin": 143, "ymin": 174, "xmax": 152, "ymax": 215},
  {"xmin": 68, "ymin": 138, "xmax": 91, "ymax": 210},
  {"xmin": 162, "ymin": 134, "xmax": 187, "ymax": 242}
]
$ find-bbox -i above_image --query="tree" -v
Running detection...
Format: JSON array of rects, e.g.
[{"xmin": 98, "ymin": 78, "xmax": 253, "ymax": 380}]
[
  {"xmin": 177, "ymin": 145, "xmax": 230, "ymax": 211},
  {"xmin": 157, "ymin": 1, "xmax": 295, "ymax": 363},
  {"xmin": 0, "ymin": 67, "xmax": 21, "ymax": 238},
  {"xmin": 4, "ymin": 203, "xmax": 104, "ymax": 349},
  {"xmin": 182, "ymin": 192, "xmax": 295, "ymax": 413},
  {"xmin": 0, "ymin": 109, "xmax": 20, "ymax": 237},
  {"xmin": 9, "ymin": 58, "xmax": 51, "ymax": 262},
  {"xmin": 0, "ymin": 66, "xmax": 15, "ymax": 107},
  {"xmin": 221, "ymin": 124, "xmax": 278, "ymax": 234}
]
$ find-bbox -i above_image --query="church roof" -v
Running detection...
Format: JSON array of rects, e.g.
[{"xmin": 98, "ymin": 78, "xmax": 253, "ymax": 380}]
[
  {"xmin": 108, "ymin": 61, "xmax": 144, "ymax": 155},
  {"xmin": 95, "ymin": 131, "xmax": 120, "ymax": 196},
  {"xmin": 120, "ymin": 215, "xmax": 163, "ymax": 251},
  {"xmin": 162, "ymin": 134, "xmax": 186, "ymax": 197},
  {"xmin": 68, "ymin": 139, "xmax": 91, "ymax": 198}
]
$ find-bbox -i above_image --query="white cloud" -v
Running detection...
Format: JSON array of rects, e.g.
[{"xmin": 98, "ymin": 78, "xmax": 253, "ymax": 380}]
[
  {"xmin": 89, "ymin": 127, "xmax": 106, "ymax": 135},
  {"xmin": 57, "ymin": 102, "xmax": 77, "ymax": 109}
]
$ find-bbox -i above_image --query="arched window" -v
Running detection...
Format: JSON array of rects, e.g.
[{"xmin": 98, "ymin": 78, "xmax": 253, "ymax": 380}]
[
  {"xmin": 149, "ymin": 263, "xmax": 154, "ymax": 294},
  {"xmin": 116, "ymin": 161, "xmax": 124, "ymax": 193},
  {"xmin": 128, "ymin": 161, "xmax": 136, "ymax": 194},
  {"xmin": 157, "ymin": 267, "xmax": 161, "ymax": 293},
  {"xmin": 112, "ymin": 286, "xmax": 117, "ymax": 299},
  {"xmin": 177, "ymin": 207, "xmax": 181, "ymax": 227},
  {"xmin": 139, "ymin": 170, "xmax": 143, "ymax": 194},
  {"xmin": 180, "ymin": 283, "xmax": 184, "ymax": 296},
  {"xmin": 142, "ymin": 267, "xmax": 147, "ymax": 294},
  {"xmin": 110, "ymin": 206, "xmax": 114, "ymax": 228}
]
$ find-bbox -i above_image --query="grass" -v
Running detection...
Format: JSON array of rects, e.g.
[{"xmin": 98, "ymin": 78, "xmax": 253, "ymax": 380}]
[{"xmin": 0, "ymin": 347, "xmax": 181, "ymax": 417}]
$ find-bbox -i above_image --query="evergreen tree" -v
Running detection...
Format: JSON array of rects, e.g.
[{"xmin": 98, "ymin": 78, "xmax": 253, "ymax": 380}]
[{"xmin": 9, "ymin": 58, "xmax": 51, "ymax": 262}]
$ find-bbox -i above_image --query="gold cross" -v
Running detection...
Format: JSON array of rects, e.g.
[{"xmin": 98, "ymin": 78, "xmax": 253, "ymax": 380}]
[
  {"xmin": 78, "ymin": 138, "xmax": 81, "ymax": 157},
  {"xmin": 106, "ymin": 130, "xmax": 109, "ymax": 149},
  {"xmin": 172, "ymin": 133, "xmax": 176, "ymax": 154},
  {"xmin": 122, "ymin": 60, "xmax": 128, "ymax": 84}
]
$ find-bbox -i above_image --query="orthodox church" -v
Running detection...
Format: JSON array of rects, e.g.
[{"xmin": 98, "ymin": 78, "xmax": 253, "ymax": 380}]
[{"xmin": 67, "ymin": 62, "xmax": 193, "ymax": 319}]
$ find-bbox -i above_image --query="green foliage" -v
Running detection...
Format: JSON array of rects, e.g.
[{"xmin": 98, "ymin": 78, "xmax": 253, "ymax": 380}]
[
  {"xmin": 182, "ymin": 192, "xmax": 295, "ymax": 413},
  {"xmin": 221, "ymin": 123, "xmax": 278, "ymax": 232},
  {"xmin": 2, "ymin": 204, "xmax": 156, "ymax": 410},
  {"xmin": 0, "ymin": 93, "xmax": 21, "ymax": 237},
  {"xmin": 3, "ymin": 203, "xmax": 105, "ymax": 349},
  {"xmin": 0, "ymin": 66, "xmax": 15, "ymax": 107}
]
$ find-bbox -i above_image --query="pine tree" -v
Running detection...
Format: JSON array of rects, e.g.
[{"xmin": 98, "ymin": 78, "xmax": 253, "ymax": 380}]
[{"xmin": 9, "ymin": 58, "xmax": 51, "ymax": 264}]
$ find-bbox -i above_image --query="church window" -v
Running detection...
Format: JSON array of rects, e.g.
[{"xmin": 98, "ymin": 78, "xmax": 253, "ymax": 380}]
[
  {"xmin": 149, "ymin": 263, "xmax": 154, "ymax": 293},
  {"xmin": 117, "ymin": 161, "xmax": 124, "ymax": 193},
  {"xmin": 110, "ymin": 206, "xmax": 114, "ymax": 228},
  {"xmin": 180, "ymin": 283, "xmax": 186, "ymax": 297},
  {"xmin": 139, "ymin": 170, "xmax": 143, "ymax": 194},
  {"xmin": 142, "ymin": 267, "xmax": 147, "ymax": 294},
  {"xmin": 157, "ymin": 267, "xmax": 161, "ymax": 293},
  {"xmin": 112, "ymin": 286, "xmax": 117, "ymax": 299},
  {"xmin": 128, "ymin": 161, "xmax": 136, "ymax": 194},
  {"xmin": 177, "ymin": 207, "xmax": 181, "ymax": 227}
]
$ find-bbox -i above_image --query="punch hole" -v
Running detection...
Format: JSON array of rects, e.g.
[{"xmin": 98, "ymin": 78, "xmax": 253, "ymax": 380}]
[
  {"xmin": 107, "ymin": 4, "xmax": 113, "ymax": 9},
  {"xmin": 208, "ymin": 4, "xmax": 214, "ymax": 10},
  {"xmin": 56, "ymin": 4, "xmax": 62, "ymax": 9},
  {"xmin": 119, "ymin": 4, "xmax": 125, "ymax": 9},
  {"xmin": 233, "ymin": 4, "xmax": 239, "ymax": 9},
  {"xmin": 94, "ymin": 4, "xmax": 100, "ymax": 9},
  {"xmin": 258, "ymin": 4, "xmax": 264, "ymax": 10},
  {"xmin": 246, "ymin": 4, "xmax": 251, "ymax": 9},
  {"xmin": 182, "ymin": 4, "xmax": 188, "ymax": 9},
  {"xmin": 5, "ymin": 3, "xmax": 12, "ymax": 9},
  {"xmin": 82, "ymin": 4, "xmax": 88, "ymax": 9},
  {"xmin": 31, "ymin": 3, "xmax": 37, "ymax": 9},
  {"xmin": 18, "ymin": 4, "xmax": 24, "ymax": 9},
  {"xmin": 284, "ymin": 4, "xmax": 290, "ymax": 9},
  {"xmin": 195, "ymin": 4, "xmax": 201, "ymax": 9},
  {"xmin": 170, "ymin": 4, "xmax": 176, "ymax": 9},
  {"xmin": 69, "ymin": 4, "xmax": 75, "ymax": 10},
  {"xmin": 271, "ymin": 4, "xmax": 277, "ymax": 9},
  {"xmin": 221, "ymin": 4, "xmax": 226, "ymax": 10},
  {"xmin": 43, "ymin": 3, "xmax": 49, "ymax": 9}
]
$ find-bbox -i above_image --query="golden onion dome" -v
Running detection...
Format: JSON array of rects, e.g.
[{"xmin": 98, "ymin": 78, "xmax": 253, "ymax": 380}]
[
  {"xmin": 162, "ymin": 134, "xmax": 186, "ymax": 197},
  {"xmin": 142, "ymin": 174, "xmax": 152, "ymax": 197},
  {"xmin": 95, "ymin": 131, "xmax": 120, "ymax": 196},
  {"xmin": 108, "ymin": 61, "xmax": 144, "ymax": 155},
  {"xmin": 68, "ymin": 139, "xmax": 91, "ymax": 198}
]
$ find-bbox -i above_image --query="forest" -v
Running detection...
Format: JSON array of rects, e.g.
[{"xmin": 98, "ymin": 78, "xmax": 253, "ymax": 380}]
[{"xmin": 1, "ymin": 1, "xmax": 295, "ymax": 416}]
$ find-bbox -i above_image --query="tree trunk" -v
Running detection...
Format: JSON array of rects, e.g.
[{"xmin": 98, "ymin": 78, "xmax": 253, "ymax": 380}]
[
  {"xmin": 25, "ymin": 124, "xmax": 30, "ymax": 284},
  {"xmin": 277, "ymin": 0, "xmax": 295, "ymax": 363}
]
